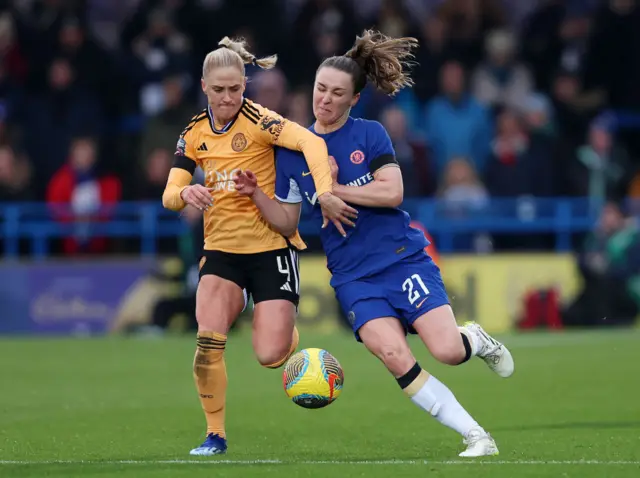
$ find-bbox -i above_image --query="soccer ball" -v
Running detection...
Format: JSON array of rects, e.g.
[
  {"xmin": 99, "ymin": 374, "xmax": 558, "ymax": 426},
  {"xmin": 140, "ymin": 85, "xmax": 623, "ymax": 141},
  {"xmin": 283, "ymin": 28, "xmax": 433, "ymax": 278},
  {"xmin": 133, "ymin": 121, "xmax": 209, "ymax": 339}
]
[{"xmin": 283, "ymin": 348, "xmax": 344, "ymax": 409}]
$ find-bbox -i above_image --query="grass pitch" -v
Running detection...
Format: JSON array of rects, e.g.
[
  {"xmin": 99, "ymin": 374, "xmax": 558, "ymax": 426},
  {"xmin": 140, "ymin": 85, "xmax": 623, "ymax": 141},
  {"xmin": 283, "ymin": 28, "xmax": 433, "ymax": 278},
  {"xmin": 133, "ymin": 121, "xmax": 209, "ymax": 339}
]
[{"xmin": 1, "ymin": 328, "xmax": 639, "ymax": 477}]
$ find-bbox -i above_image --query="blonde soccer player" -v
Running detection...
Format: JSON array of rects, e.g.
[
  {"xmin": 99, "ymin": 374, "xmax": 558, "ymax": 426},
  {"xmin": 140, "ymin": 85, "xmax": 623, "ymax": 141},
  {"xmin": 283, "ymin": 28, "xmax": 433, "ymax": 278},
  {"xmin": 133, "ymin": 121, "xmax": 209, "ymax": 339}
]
[{"xmin": 162, "ymin": 37, "xmax": 356, "ymax": 456}]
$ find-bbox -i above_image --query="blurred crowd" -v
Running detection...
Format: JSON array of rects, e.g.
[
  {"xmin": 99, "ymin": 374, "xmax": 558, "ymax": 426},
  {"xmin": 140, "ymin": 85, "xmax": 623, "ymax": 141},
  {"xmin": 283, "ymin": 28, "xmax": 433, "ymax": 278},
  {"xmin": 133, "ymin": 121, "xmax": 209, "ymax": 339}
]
[{"xmin": 0, "ymin": 1, "xmax": 640, "ymax": 238}]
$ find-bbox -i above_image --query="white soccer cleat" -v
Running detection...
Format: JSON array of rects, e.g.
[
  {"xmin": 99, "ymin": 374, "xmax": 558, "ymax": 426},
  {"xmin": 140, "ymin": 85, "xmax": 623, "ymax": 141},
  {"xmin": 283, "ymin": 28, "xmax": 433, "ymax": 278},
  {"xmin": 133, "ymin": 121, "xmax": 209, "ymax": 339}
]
[
  {"xmin": 459, "ymin": 427, "xmax": 499, "ymax": 457},
  {"xmin": 463, "ymin": 322, "xmax": 514, "ymax": 378}
]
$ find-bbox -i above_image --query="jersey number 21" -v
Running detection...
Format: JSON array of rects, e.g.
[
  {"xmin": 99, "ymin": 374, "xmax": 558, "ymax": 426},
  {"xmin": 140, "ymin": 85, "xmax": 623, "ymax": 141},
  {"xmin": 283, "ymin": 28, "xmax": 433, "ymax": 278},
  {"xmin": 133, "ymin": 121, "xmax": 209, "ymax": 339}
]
[{"xmin": 402, "ymin": 274, "xmax": 430, "ymax": 305}]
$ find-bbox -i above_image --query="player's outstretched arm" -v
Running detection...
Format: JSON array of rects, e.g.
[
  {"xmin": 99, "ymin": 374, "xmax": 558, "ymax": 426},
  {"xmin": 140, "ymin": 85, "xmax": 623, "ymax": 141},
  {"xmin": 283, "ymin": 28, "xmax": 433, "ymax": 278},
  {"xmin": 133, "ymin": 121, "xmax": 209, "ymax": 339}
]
[
  {"xmin": 162, "ymin": 167, "xmax": 193, "ymax": 211},
  {"xmin": 333, "ymin": 158, "xmax": 404, "ymax": 208},
  {"xmin": 234, "ymin": 171, "xmax": 301, "ymax": 237}
]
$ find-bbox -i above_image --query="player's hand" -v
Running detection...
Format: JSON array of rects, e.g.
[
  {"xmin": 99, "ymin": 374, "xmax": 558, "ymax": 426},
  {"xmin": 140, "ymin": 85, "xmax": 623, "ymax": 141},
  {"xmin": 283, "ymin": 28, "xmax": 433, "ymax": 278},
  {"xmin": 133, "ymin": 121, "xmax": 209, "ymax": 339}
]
[
  {"xmin": 318, "ymin": 192, "xmax": 358, "ymax": 237},
  {"xmin": 328, "ymin": 155, "xmax": 338, "ymax": 183},
  {"xmin": 180, "ymin": 184, "xmax": 214, "ymax": 211},
  {"xmin": 233, "ymin": 170, "xmax": 258, "ymax": 197}
]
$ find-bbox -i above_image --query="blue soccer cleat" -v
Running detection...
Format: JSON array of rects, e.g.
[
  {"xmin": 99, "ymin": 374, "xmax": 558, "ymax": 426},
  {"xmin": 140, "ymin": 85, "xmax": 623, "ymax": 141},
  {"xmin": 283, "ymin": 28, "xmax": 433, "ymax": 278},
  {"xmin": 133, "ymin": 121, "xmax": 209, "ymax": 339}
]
[{"xmin": 189, "ymin": 433, "xmax": 227, "ymax": 456}]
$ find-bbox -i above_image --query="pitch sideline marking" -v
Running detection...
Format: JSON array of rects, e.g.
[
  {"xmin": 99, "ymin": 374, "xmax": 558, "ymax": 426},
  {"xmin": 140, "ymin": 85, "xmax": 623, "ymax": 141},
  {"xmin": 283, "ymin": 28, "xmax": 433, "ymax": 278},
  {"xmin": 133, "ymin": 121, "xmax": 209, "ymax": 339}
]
[{"xmin": 1, "ymin": 459, "xmax": 639, "ymax": 466}]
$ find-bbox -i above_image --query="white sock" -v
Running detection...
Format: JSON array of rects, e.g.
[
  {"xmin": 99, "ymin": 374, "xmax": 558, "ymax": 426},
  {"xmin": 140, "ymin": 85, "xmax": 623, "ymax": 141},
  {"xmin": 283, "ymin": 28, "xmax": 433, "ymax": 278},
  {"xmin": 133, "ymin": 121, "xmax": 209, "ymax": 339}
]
[{"xmin": 409, "ymin": 375, "xmax": 482, "ymax": 437}]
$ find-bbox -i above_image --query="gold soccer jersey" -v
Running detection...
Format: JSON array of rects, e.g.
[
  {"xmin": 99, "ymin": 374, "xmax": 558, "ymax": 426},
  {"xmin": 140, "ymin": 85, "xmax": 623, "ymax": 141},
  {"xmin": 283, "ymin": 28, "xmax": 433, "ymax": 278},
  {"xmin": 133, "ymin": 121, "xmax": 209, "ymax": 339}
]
[{"xmin": 163, "ymin": 99, "xmax": 332, "ymax": 254}]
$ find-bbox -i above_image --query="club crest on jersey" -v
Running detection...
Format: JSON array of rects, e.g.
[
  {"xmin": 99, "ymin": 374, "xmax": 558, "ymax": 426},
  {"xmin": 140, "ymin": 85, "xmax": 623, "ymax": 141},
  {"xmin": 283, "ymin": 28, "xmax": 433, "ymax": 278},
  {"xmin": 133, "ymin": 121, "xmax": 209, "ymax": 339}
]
[
  {"xmin": 260, "ymin": 115, "xmax": 285, "ymax": 141},
  {"xmin": 232, "ymin": 132, "xmax": 247, "ymax": 152},
  {"xmin": 350, "ymin": 150, "xmax": 365, "ymax": 164},
  {"xmin": 175, "ymin": 138, "xmax": 186, "ymax": 156}
]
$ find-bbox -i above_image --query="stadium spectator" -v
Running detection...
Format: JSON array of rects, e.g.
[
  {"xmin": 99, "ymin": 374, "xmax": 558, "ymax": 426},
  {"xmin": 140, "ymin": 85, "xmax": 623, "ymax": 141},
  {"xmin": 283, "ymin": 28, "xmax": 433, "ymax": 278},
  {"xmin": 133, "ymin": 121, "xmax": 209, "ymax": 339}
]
[
  {"xmin": 380, "ymin": 106, "xmax": 432, "ymax": 197},
  {"xmin": 567, "ymin": 113, "xmax": 632, "ymax": 207},
  {"xmin": 437, "ymin": 157, "xmax": 490, "ymax": 251},
  {"xmin": 521, "ymin": 92, "xmax": 556, "ymax": 138},
  {"xmin": 550, "ymin": 68, "xmax": 602, "ymax": 144},
  {"xmin": 138, "ymin": 148, "xmax": 172, "ymax": 201},
  {"xmin": 564, "ymin": 201, "xmax": 640, "ymax": 327},
  {"xmin": 0, "ymin": 145, "xmax": 31, "ymax": 202},
  {"xmin": 471, "ymin": 29, "xmax": 533, "ymax": 112},
  {"xmin": 372, "ymin": 0, "xmax": 416, "ymax": 39},
  {"xmin": 424, "ymin": 60, "xmax": 493, "ymax": 176},
  {"xmin": 128, "ymin": 8, "xmax": 194, "ymax": 116},
  {"xmin": 24, "ymin": 57, "xmax": 104, "ymax": 195},
  {"xmin": 413, "ymin": 15, "xmax": 451, "ymax": 103},
  {"xmin": 247, "ymin": 68, "xmax": 288, "ymax": 113},
  {"xmin": 435, "ymin": 0, "xmax": 507, "ymax": 69},
  {"xmin": 582, "ymin": 0, "xmax": 640, "ymax": 110},
  {"xmin": 53, "ymin": 16, "xmax": 114, "ymax": 104},
  {"xmin": 287, "ymin": 0, "xmax": 359, "ymax": 86},
  {"xmin": 485, "ymin": 109, "xmax": 555, "ymax": 198},
  {"xmin": 0, "ymin": 12, "xmax": 27, "ymax": 85},
  {"xmin": 438, "ymin": 157, "xmax": 488, "ymax": 213},
  {"xmin": 139, "ymin": 74, "xmax": 196, "ymax": 162},
  {"xmin": 520, "ymin": 0, "xmax": 567, "ymax": 92},
  {"xmin": 46, "ymin": 136, "xmax": 121, "ymax": 255}
]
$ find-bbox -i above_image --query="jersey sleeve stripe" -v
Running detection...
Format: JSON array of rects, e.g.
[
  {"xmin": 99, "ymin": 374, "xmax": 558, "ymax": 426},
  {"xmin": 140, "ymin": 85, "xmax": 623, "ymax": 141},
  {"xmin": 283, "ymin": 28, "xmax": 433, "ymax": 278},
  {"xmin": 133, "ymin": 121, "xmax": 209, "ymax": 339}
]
[
  {"xmin": 173, "ymin": 155, "xmax": 196, "ymax": 175},
  {"xmin": 241, "ymin": 105, "xmax": 261, "ymax": 124},
  {"xmin": 189, "ymin": 111, "xmax": 207, "ymax": 123},
  {"xmin": 369, "ymin": 154, "xmax": 399, "ymax": 174},
  {"xmin": 241, "ymin": 109, "xmax": 259, "ymax": 125},
  {"xmin": 181, "ymin": 112, "xmax": 207, "ymax": 136},
  {"xmin": 243, "ymin": 101, "xmax": 262, "ymax": 118}
]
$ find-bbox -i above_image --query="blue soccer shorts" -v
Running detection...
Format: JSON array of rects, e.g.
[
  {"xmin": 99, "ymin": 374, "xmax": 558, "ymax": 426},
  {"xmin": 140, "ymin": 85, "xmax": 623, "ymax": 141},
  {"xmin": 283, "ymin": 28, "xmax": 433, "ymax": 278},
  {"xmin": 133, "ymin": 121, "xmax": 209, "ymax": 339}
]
[{"xmin": 334, "ymin": 250, "xmax": 450, "ymax": 341}]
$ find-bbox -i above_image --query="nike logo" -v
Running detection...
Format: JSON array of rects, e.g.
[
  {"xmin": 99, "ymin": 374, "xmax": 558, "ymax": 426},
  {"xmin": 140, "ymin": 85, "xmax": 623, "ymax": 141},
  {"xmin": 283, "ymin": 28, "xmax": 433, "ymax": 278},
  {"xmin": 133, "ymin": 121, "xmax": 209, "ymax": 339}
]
[
  {"xmin": 416, "ymin": 297, "xmax": 428, "ymax": 309},
  {"xmin": 302, "ymin": 171, "xmax": 312, "ymax": 177}
]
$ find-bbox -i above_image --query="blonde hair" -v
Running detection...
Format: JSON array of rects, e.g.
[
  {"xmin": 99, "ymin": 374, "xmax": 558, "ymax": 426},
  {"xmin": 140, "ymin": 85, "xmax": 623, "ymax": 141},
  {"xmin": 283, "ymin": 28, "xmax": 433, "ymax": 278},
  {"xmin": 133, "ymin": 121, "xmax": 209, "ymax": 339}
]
[{"xmin": 202, "ymin": 37, "xmax": 278, "ymax": 78}]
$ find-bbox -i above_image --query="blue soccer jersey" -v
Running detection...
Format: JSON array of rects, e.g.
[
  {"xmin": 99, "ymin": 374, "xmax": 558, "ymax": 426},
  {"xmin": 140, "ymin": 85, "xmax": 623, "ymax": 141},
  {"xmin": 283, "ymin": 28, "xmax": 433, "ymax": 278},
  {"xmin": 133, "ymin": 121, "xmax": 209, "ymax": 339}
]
[{"xmin": 274, "ymin": 117, "xmax": 428, "ymax": 288}]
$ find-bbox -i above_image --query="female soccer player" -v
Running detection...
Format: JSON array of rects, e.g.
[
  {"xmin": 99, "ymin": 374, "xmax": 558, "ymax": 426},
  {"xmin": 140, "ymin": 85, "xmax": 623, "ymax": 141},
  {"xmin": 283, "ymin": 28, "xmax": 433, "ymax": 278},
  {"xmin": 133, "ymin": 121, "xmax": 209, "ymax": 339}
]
[
  {"xmin": 162, "ymin": 37, "xmax": 356, "ymax": 456},
  {"xmin": 234, "ymin": 30, "xmax": 514, "ymax": 458}
]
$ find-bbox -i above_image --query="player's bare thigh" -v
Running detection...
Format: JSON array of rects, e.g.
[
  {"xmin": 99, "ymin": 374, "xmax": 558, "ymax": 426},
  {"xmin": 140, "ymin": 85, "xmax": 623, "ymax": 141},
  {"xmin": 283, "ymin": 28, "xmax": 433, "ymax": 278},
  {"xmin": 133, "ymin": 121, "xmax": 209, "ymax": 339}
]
[
  {"xmin": 252, "ymin": 299, "xmax": 296, "ymax": 366},
  {"xmin": 411, "ymin": 304, "xmax": 466, "ymax": 365},
  {"xmin": 358, "ymin": 317, "xmax": 417, "ymax": 377},
  {"xmin": 196, "ymin": 275, "xmax": 245, "ymax": 334}
]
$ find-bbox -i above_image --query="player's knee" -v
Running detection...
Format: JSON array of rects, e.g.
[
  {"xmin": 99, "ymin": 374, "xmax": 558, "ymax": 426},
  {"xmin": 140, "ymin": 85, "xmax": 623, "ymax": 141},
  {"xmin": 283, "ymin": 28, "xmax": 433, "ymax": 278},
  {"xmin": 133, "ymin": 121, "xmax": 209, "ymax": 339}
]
[
  {"xmin": 255, "ymin": 343, "xmax": 291, "ymax": 368},
  {"xmin": 430, "ymin": 342, "xmax": 465, "ymax": 366},
  {"xmin": 195, "ymin": 306, "xmax": 229, "ymax": 333},
  {"xmin": 371, "ymin": 342, "xmax": 415, "ymax": 376}
]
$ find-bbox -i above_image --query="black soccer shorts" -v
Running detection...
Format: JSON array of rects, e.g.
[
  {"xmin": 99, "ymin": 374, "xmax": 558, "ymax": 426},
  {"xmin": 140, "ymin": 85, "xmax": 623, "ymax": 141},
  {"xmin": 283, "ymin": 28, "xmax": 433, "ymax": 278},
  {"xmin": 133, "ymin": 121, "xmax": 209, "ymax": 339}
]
[{"xmin": 199, "ymin": 247, "xmax": 300, "ymax": 306}]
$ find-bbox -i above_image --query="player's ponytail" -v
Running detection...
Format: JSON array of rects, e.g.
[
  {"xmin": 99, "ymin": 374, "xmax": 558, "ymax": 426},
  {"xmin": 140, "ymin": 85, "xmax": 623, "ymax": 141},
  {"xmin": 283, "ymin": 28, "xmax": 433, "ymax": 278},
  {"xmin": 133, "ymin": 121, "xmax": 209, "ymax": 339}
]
[
  {"xmin": 319, "ymin": 30, "xmax": 418, "ymax": 96},
  {"xmin": 202, "ymin": 37, "xmax": 277, "ymax": 78}
]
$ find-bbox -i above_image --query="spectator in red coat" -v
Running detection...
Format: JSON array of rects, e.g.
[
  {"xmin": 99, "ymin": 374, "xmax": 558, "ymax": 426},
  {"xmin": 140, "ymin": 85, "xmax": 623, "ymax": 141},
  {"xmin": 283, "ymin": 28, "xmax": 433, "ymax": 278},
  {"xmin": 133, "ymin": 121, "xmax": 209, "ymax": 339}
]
[{"xmin": 46, "ymin": 137, "xmax": 121, "ymax": 255}]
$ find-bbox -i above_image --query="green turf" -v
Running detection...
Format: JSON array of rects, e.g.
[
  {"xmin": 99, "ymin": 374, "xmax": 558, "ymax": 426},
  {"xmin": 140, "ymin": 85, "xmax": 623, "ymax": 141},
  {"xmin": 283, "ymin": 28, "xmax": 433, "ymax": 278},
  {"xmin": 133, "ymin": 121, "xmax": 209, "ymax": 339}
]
[{"xmin": 1, "ymin": 328, "xmax": 639, "ymax": 477}]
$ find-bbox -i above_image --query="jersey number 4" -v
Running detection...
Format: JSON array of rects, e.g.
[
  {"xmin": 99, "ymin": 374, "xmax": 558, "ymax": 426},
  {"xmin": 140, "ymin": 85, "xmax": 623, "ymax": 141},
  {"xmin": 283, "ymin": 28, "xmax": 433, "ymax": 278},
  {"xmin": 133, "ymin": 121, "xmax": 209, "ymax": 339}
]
[
  {"xmin": 402, "ymin": 274, "xmax": 430, "ymax": 305},
  {"xmin": 277, "ymin": 253, "xmax": 298, "ymax": 294}
]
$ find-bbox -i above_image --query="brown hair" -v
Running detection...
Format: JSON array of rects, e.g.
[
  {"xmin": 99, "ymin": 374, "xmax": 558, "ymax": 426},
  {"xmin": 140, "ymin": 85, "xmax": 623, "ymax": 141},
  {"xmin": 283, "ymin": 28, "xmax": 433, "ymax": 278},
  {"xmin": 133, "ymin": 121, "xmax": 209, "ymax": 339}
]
[
  {"xmin": 202, "ymin": 37, "xmax": 277, "ymax": 78},
  {"xmin": 318, "ymin": 30, "xmax": 418, "ymax": 96}
]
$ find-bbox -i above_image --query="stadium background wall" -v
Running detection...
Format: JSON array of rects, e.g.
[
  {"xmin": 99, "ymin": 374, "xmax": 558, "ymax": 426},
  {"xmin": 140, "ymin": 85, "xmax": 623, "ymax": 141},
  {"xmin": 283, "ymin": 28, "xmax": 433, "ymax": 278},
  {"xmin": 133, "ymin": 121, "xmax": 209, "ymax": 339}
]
[{"xmin": 0, "ymin": 254, "xmax": 580, "ymax": 335}]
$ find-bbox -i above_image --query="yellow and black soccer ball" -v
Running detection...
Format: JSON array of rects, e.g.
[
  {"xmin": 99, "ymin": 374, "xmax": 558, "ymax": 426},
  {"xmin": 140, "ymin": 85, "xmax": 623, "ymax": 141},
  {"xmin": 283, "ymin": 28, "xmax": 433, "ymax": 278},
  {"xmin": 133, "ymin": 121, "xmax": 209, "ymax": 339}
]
[{"xmin": 283, "ymin": 348, "xmax": 344, "ymax": 409}]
